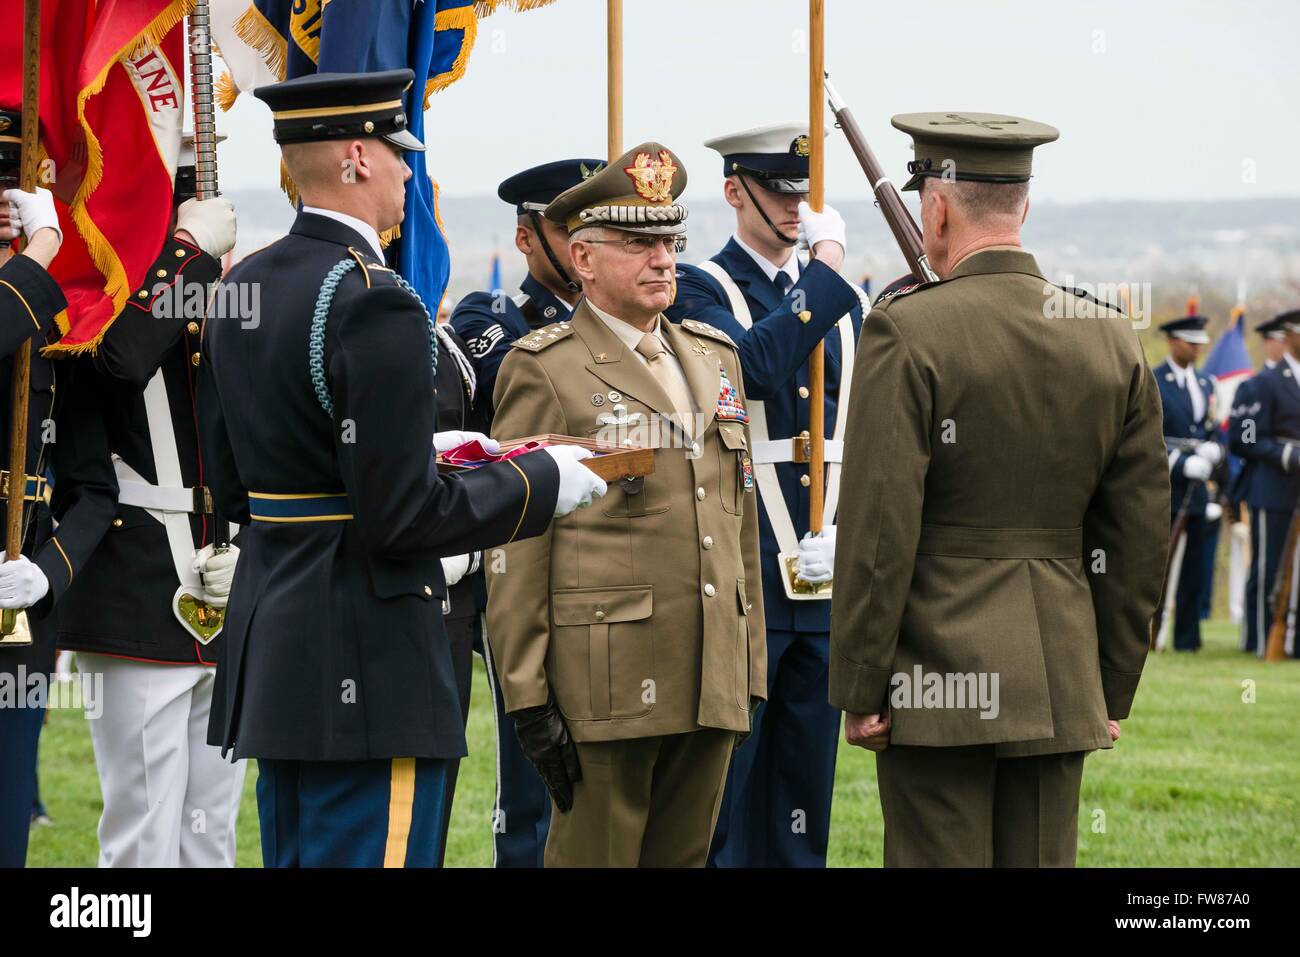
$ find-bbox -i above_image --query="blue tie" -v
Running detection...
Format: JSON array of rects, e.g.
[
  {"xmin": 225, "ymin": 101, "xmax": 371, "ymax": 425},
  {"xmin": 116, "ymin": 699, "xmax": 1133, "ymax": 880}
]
[{"xmin": 773, "ymin": 272, "xmax": 794, "ymax": 297}]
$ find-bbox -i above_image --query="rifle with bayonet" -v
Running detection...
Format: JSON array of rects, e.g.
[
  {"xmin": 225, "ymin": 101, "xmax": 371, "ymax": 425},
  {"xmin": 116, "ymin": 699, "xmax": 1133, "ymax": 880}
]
[{"xmin": 1151, "ymin": 483, "xmax": 1197, "ymax": 650}]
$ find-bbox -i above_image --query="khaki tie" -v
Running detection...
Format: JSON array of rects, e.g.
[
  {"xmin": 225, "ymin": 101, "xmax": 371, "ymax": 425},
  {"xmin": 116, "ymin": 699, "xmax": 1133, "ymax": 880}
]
[{"xmin": 635, "ymin": 331, "xmax": 697, "ymax": 439}]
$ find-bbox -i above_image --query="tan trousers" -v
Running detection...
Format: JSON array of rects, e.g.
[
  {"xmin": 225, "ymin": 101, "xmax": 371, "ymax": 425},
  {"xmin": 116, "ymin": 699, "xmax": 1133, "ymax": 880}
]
[
  {"xmin": 545, "ymin": 728, "xmax": 736, "ymax": 868},
  {"xmin": 876, "ymin": 744, "xmax": 1087, "ymax": 867}
]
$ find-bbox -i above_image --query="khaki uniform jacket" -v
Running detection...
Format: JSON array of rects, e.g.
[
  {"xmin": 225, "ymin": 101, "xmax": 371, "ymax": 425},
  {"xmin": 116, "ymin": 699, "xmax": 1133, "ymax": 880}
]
[
  {"xmin": 487, "ymin": 301, "xmax": 767, "ymax": 743},
  {"xmin": 829, "ymin": 249, "xmax": 1168, "ymax": 756}
]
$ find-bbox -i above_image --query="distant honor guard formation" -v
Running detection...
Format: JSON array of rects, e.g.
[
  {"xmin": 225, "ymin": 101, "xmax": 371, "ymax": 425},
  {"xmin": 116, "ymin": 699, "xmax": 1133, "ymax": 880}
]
[{"xmin": 0, "ymin": 4, "xmax": 1291, "ymax": 873}]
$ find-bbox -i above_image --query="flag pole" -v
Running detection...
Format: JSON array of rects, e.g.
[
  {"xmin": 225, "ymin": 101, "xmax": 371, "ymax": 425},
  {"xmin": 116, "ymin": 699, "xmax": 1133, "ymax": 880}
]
[
  {"xmin": 806, "ymin": 0, "xmax": 826, "ymax": 538},
  {"xmin": 1, "ymin": 0, "xmax": 42, "ymax": 643},
  {"xmin": 189, "ymin": 0, "xmax": 219, "ymax": 199},
  {"xmin": 607, "ymin": 0, "xmax": 622, "ymax": 161}
]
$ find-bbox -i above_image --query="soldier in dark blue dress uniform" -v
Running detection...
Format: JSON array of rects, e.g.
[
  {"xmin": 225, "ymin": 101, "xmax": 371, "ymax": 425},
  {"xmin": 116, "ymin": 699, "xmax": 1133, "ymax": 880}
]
[
  {"xmin": 450, "ymin": 158, "xmax": 602, "ymax": 867},
  {"xmin": 198, "ymin": 70, "xmax": 602, "ymax": 867},
  {"xmin": 665, "ymin": 124, "xmax": 864, "ymax": 867},
  {"xmin": 0, "ymin": 164, "xmax": 119, "ymax": 865},
  {"xmin": 1154, "ymin": 314, "xmax": 1223, "ymax": 652},
  {"xmin": 1231, "ymin": 308, "xmax": 1300, "ymax": 658}
]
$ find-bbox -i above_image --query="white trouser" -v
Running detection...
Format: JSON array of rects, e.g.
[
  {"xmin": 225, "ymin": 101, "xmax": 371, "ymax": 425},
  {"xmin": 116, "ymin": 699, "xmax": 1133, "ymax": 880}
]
[{"xmin": 77, "ymin": 653, "xmax": 246, "ymax": 868}]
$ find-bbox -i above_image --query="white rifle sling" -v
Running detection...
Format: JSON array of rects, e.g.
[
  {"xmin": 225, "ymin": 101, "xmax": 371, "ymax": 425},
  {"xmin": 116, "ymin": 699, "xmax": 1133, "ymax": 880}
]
[{"xmin": 695, "ymin": 260, "xmax": 857, "ymax": 557}]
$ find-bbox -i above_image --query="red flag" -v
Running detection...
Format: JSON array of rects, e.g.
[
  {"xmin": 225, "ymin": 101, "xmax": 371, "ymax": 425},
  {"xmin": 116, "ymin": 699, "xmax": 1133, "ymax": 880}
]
[{"xmin": 1, "ymin": 0, "xmax": 188, "ymax": 354}]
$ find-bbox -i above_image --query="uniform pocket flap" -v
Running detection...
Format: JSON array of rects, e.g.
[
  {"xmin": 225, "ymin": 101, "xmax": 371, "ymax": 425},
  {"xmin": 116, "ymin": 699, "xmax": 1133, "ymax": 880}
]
[
  {"xmin": 717, "ymin": 423, "xmax": 748, "ymax": 450},
  {"xmin": 553, "ymin": 585, "xmax": 653, "ymax": 626}
]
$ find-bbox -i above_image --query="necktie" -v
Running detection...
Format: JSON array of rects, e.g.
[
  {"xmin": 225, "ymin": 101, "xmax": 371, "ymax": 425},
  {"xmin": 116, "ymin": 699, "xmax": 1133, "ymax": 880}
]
[
  {"xmin": 635, "ymin": 332, "xmax": 697, "ymax": 438},
  {"xmin": 773, "ymin": 271, "xmax": 794, "ymax": 297}
]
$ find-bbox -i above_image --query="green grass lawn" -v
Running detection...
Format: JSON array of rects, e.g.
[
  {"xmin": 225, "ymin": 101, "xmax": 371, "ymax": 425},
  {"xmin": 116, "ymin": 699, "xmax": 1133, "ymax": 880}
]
[{"xmin": 25, "ymin": 620, "xmax": 1300, "ymax": 867}]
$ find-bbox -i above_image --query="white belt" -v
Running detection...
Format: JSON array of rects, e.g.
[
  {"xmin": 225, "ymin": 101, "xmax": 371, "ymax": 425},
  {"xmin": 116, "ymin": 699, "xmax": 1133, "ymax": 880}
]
[
  {"xmin": 114, "ymin": 470, "xmax": 210, "ymax": 514},
  {"xmin": 751, "ymin": 438, "xmax": 844, "ymax": 465},
  {"xmin": 697, "ymin": 259, "xmax": 860, "ymax": 558}
]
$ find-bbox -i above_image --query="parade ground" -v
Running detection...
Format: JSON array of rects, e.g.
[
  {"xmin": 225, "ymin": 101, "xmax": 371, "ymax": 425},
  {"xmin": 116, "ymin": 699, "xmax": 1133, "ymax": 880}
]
[{"xmin": 26, "ymin": 621, "xmax": 1300, "ymax": 868}]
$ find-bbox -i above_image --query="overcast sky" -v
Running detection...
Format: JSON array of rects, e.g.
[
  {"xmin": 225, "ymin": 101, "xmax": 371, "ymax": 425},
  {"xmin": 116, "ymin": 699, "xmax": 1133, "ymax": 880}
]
[{"xmin": 210, "ymin": 0, "xmax": 1299, "ymax": 205}]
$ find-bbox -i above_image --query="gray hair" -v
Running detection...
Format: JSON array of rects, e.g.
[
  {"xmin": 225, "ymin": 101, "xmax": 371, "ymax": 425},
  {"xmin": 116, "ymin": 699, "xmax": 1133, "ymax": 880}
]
[{"xmin": 924, "ymin": 178, "xmax": 1029, "ymax": 221}]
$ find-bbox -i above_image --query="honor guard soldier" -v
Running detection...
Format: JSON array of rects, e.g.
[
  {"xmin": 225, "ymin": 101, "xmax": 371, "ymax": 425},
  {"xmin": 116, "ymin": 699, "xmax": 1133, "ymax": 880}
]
[
  {"xmin": 0, "ymin": 175, "xmax": 119, "ymax": 866},
  {"xmin": 1230, "ymin": 308, "xmax": 1300, "ymax": 658},
  {"xmin": 1154, "ymin": 314, "xmax": 1222, "ymax": 652},
  {"xmin": 487, "ymin": 143, "xmax": 766, "ymax": 867},
  {"xmin": 450, "ymin": 159, "xmax": 602, "ymax": 866},
  {"xmin": 665, "ymin": 124, "xmax": 864, "ymax": 867},
  {"xmin": 53, "ymin": 134, "xmax": 245, "ymax": 867},
  {"xmin": 198, "ymin": 69, "xmax": 604, "ymax": 868},
  {"xmin": 830, "ymin": 114, "xmax": 1168, "ymax": 867}
]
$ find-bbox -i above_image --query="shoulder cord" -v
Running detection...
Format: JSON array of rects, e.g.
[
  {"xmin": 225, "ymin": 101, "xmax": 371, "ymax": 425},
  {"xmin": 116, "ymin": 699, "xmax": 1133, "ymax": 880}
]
[{"xmin": 309, "ymin": 258, "xmax": 439, "ymax": 416}]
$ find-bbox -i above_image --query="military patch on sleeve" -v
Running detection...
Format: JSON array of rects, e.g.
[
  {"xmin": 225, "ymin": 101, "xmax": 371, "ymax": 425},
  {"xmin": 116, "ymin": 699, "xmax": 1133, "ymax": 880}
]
[
  {"xmin": 680, "ymin": 318, "xmax": 736, "ymax": 348},
  {"xmin": 511, "ymin": 321, "xmax": 576, "ymax": 352}
]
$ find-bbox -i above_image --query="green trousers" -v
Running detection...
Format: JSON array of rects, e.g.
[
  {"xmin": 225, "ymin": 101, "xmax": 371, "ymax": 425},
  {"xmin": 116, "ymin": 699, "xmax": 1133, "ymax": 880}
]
[
  {"xmin": 876, "ymin": 744, "xmax": 1087, "ymax": 867},
  {"xmin": 545, "ymin": 728, "xmax": 735, "ymax": 868}
]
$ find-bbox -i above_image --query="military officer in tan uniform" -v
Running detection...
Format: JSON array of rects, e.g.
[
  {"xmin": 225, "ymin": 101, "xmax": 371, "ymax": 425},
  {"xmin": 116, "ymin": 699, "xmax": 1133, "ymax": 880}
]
[
  {"xmin": 829, "ymin": 114, "xmax": 1168, "ymax": 867},
  {"xmin": 487, "ymin": 142, "xmax": 766, "ymax": 867}
]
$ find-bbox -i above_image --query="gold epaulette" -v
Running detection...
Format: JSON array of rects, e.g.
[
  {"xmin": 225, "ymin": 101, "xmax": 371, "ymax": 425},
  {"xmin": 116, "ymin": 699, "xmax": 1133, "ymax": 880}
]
[
  {"xmin": 680, "ymin": 318, "xmax": 736, "ymax": 348},
  {"xmin": 511, "ymin": 321, "xmax": 576, "ymax": 352},
  {"xmin": 346, "ymin": 246, "xmax": 395, "ymax": 289}
]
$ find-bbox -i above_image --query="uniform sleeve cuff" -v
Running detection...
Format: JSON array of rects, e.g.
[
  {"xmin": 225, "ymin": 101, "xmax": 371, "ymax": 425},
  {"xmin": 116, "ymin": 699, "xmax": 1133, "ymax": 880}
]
[
  {"xmin": 1101, "ymin": 668, "xmax": 1143, "ymax": 719},
  {"xmin": 828, "ymin": 651, "xmax": 892, "ymax": 715},
  {"xmin": 505, "ymin": 448, "xmax": 560, "ymax": 543}
]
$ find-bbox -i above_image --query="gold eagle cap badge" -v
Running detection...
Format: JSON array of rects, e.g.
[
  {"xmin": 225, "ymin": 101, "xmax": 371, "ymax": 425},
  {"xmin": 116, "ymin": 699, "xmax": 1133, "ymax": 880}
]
[
  {"xmin": 624, "ymin": 150, "xmax": 677, "ymax": 203},
  {"xmin": 792, "ymin": 135, "xmax": 811, "ymax": 157},
  {"xmin": 580, "ymin": 161, "xmax": 605, "ymax": 180}
]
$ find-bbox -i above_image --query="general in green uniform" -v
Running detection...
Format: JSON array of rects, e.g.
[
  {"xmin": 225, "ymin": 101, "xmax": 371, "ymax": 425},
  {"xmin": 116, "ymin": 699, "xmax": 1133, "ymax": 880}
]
[
  {"xmin": 487, "ymin": 142, "xmax": 766, "ymax": 867},
  {"xmin": 829, "ymin": 113, "xmax": 1169, "ymax": 867}
]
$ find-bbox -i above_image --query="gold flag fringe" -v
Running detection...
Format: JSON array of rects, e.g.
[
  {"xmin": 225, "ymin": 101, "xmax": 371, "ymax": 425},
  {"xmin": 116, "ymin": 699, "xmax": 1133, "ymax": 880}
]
[
  {"xmin": 45, "ymin": 0, "xmax": 194, "ymax": 358},
  {"xmin": 215, "ymin": 71, "xmax": 239, "ymax": 111},
  {"xmin": 233, "ymin": 3, "xmax": 287, "ymax": 81}
]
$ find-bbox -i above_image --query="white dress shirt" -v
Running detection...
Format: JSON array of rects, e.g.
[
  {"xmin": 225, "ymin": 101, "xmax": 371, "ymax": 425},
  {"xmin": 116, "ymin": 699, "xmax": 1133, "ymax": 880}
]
[
  {"xmin": 1169, "ymin": 359, "xmax": 1206, "ymax": 423},
  {"xmin": 587, "ymin": 300, "xmax": 697, "ymax": 413},
  {"xmin": 301, "ymin": 205, "xmax": 385, "ymax": 261},
  {"xmin": 733, "ymin": 233, "xmax": 800, "ymax": 290}
]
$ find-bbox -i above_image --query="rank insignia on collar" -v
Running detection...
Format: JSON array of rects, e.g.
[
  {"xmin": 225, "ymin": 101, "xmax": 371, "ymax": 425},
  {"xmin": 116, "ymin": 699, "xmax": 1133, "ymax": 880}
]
[
  {"xmin": 692, "ymin": 343, "xmax": 712, "ymax": 357},
  {"xmin": 715, "ymin": 365, "xmax": 748, "ymax": 423},
  {"xmin": 624, "ymin": 150, "xmax": 677, "ymax": 203}
]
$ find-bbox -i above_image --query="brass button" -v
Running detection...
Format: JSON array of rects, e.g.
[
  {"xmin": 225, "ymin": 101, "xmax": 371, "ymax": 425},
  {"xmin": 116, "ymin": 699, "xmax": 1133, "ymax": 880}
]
[
  {"xmin": 175, "ymin": 249, "xmax": 186, "ymax": 257},
  {"xmin": 423, "ymin": 585, "xmax": 433, "ymax": 596},
  {"xmin": 186, "ymin": 321, "xmax": 200, "ymax": 335},
  {"xmin": 364, "ymin": 120, "xmax": 375, "ymax": 133},
  {"xmin": 800, "ymin": 474, "xmax": 811, "ymax": 487},
  {"xmin": 112, "ymin": 517, "xmax": 123, "ymax": 528},
  {"xmin": 137, "ymin": 290, "xmax": 148, "ymax": 299},
  {"xmin": 595, "ymin": 608, "xmax": 606, "ymax": 621},
  {"xmin": 696, "ymin": 486, "xmax": 706, "ymax": 501},
  {"xmin": 191, "ymin": 352, "xmax": 201, "ymax": 367},
  {"xmin": 799, "ymin": 386, "xmax": 810, "ymax": 399},
  {"xmin": 702, "ymin": 535, "xmax": 713, "ymax": 549},
  {"xmin": 704, "ymin": 583, "xmax": 716, "ymax": 597},
  {"xmin": 156, "ymin": 269, "xmax": 167, "ymax": 278}
]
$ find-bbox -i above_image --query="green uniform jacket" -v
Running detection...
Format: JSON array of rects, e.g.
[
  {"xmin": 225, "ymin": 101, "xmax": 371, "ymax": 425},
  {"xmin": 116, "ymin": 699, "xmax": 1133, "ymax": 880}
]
[
  {"xmin": 487, "ymin": 301, "xmax": 767, "ymax": 743},
  {"xmin": 829, "ymin": 249, "xmax": 1168, "ymax": 756}
]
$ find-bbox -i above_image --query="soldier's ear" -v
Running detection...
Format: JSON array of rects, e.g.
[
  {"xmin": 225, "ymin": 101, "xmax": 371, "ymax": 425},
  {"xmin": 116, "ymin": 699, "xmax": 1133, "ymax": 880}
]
[
  {"xmin": 1020, "ymin": 195, "xmax": 1030, "ymax": 226},
  {"xmin": 722, "ymin": 176, "xmax": 743, "ymax": 211},
  {"xmin": 347, "ymin": 140, "xmax": 371, "ymax": 182}
]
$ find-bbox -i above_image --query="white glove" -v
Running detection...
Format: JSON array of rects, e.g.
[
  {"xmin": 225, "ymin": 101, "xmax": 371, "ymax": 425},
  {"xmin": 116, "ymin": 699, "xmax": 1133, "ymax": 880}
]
[
  {"xmin": 1204, "ymin": 501, "xmax": 1224, "ymax": 522},
  {"xmin": 175, "ymin": 196, "xmax": 237, "ymax": 259},
  {"xmin": 797, "ymin": 526, "xmax": 836, "ymax": 583},
  {"xmin": 0, "ymin": 552, "xmax": 49, "ymax": 608},
  {"xmin": 441, "ymin": 553, "xmax": 471, "ymax": 587},
  {"xmin": 434, "ymin": 430, "xmax": 499, "ymax": 455},
  {"xmin": 3, "ymin": 187, "xmax": 61, "ymax": 243},
  {"xmin": 193, "ymin": 543, "xmax": 239, "ymax": 608},
  {"xmin": 1183, "ymin": 454, "xmax": 1212, "ymax": 482},
  {"xmin": 544, "ymin": 445, "xmax": 608, "ymax": 517},
  {"xmin": 1196, "ymin": 441, "xmax": 1223, "ymax": 467},
  {"xmin": 796, "ymin": 200, "xmax": 846, "ymax": 256}
]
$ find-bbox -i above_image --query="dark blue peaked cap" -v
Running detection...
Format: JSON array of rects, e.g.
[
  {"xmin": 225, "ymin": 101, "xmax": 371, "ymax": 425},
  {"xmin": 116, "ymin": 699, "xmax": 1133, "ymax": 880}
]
[
  {"xmin": 498, "ymin": 159, "xmax": 607, "ymax": 214},
  {"xmin": 1159, "ymin": 314, "xmax": 1211, "ymax": 343}
]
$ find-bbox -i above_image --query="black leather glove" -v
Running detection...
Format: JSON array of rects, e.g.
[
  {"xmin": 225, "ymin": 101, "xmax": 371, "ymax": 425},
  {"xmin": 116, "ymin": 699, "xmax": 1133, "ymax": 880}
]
[{"xmin": 511, "ymin": 696, "xmax": 582, "ymax": 813}]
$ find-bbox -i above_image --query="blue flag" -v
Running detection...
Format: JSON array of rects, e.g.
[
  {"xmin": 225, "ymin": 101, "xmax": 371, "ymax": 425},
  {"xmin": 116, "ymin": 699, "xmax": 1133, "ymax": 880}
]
[
  {"xmin": 489, "ymin": 249, "xmax": 503, "ymax": 296},
  {"xmin": 1202, "ymin": 305, "xmax": 1253, "ymax": 435},
  {"xmin": 234, "ymin": 0, "xmax": 546, "ymax": 315}
]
